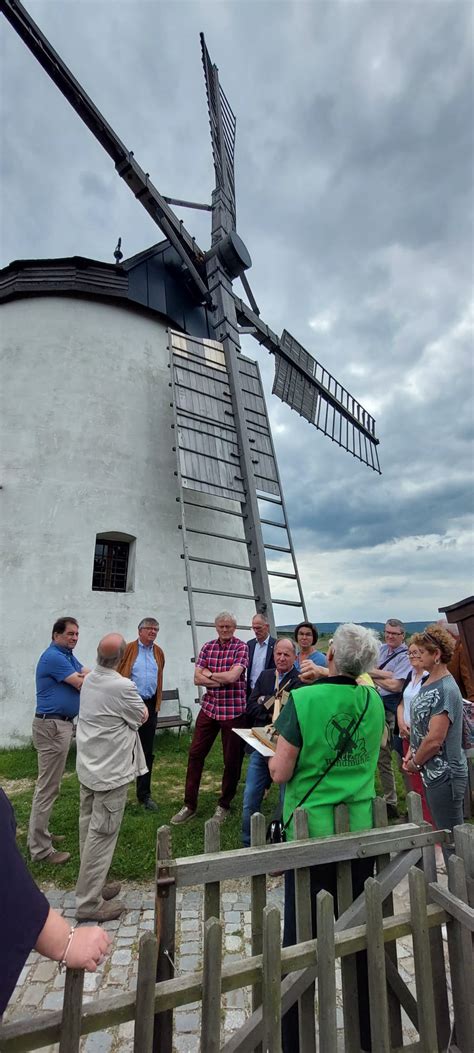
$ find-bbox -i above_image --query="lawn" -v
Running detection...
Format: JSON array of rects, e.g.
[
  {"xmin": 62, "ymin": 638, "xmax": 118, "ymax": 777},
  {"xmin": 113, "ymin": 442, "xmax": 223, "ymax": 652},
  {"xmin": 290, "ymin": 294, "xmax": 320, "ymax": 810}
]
[{"xmin": 1, "ymin": 731, "xmax": 406, "ymax": 888}]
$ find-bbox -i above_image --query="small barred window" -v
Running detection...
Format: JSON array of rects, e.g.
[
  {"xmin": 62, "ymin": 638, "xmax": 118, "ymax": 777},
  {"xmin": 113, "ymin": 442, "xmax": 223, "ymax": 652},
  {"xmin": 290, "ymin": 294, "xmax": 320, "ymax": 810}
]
[{"xmin": 92, "ymin": 537, "xmax": 130, "ymax": 592}]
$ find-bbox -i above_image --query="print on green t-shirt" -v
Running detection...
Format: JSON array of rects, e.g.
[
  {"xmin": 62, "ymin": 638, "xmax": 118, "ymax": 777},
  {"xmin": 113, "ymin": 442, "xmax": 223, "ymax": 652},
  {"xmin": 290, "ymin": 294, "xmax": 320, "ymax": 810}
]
[{"xmin": 276, "ymin": 682, "xmax": 385, "ymax": 841}]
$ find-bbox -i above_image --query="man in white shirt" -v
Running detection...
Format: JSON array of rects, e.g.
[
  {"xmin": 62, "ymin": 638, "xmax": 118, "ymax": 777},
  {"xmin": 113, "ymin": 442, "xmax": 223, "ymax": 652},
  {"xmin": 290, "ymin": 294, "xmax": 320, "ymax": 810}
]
[
  {"xmin": 75, "ymin": 634, "xmax": 148, "ymax": 922},
  {"xmin": 247, "ymin": 613, "xmax": 276, "ymax": 699}
]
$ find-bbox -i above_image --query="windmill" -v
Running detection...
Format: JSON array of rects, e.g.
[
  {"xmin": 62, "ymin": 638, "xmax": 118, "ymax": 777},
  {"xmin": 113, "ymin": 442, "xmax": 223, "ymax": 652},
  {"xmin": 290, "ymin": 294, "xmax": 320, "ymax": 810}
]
[{"xmin": 0, "ymin": 1, "xmax": 380, "ymax": 717}]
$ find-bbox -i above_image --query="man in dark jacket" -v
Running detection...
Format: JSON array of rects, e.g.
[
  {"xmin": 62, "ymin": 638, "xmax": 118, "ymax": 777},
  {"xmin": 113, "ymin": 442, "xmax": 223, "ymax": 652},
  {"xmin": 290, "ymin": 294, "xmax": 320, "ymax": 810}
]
[
  {"xmin": 242, "ymin": 638, "xmax": 300, "ymax": 846},
  {"xmin": 246, "ymin": 614, "xmax": 276, "ymax": 699}
]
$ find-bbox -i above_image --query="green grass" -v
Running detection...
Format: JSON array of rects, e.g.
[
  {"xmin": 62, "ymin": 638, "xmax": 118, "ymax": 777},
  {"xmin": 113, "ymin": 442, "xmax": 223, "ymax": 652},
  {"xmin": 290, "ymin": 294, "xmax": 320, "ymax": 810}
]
[
  {"xmin": 0, "ymin": 733, "xmax": 282, "ymax": 887},
  {"xmin": 1, "ymin": 732, "xmax": 407, "ymax": 888}
]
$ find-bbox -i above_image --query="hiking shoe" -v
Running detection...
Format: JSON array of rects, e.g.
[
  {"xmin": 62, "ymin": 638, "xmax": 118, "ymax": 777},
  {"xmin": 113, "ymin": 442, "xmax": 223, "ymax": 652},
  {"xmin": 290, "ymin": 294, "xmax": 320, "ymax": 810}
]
[
  {"xmin": 141, "ymin": 797, "xmax": 159, "ymax": 812},
  {"xmin": 76, "ymin": 899, "xmax": 126, "ymax": 923},
  {"xmin": 51, "ymin": 833, "xmax": 66, "ymax": 843},
  {"xmin": 212, "ymin": 805, "xmax": 229, "ymax": 824},
  {"xmin": 170, "ymin": 805, "xmax": 196, "ymax": 825},
  {"xmin": 102, "ymin": 881, "xmax": 122, "ymax": 901},
  {"xmin": 45, "ymin": 851, "xmax": 70, "ymax": 865}
]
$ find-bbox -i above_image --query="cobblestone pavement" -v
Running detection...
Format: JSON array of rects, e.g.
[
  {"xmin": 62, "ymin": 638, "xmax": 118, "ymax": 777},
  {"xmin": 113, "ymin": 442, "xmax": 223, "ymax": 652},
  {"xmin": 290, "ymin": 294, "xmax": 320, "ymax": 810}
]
[{"xmin": 4, "ymin": 868, "xmax": 450, "ymax": 1053}]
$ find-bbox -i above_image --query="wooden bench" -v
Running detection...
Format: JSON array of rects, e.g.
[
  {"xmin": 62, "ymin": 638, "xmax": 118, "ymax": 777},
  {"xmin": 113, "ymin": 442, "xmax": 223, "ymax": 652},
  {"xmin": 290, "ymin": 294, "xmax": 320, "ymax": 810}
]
[{"xmin": 155, "ymin": 688, "xmax": 192, "ymax": 736}]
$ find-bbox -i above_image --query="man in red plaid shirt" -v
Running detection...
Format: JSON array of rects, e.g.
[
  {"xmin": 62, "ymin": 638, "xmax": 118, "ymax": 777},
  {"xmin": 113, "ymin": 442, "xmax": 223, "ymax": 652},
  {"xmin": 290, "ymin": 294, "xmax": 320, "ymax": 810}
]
[{"xmin": 171, "ymin": 612, "xmax": 249, "ymax": 825}]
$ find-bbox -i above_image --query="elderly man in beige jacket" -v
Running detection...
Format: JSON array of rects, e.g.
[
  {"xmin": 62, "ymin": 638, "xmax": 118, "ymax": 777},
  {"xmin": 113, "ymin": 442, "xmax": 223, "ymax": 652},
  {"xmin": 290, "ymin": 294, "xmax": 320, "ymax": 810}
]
[{"xmin": 75, "ymin": 634, "xmax": 148, "ymax": 922}]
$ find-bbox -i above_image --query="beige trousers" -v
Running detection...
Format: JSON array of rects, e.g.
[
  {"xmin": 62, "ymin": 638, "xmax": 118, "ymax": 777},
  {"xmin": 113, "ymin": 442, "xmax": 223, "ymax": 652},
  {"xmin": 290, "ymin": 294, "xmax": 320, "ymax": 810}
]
[
  {"xmin": 27, "ymin": 717, "xmax": 73, "ymax": 860},
  {"xmin": 75, "ymin": 782, "xmax": 129, "ymax": 916},
  {"xmin": 377, "ymin": 709, "xmax": 397, "ymax": 806}
]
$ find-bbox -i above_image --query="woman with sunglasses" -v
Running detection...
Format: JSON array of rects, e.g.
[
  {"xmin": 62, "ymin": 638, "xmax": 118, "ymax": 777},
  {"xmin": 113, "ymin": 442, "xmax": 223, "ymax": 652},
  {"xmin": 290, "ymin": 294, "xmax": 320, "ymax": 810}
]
[
  {"xmin": 397, "ymin": 642, "xmax": 432, "ymax": 823},
  {"xmin": 402, "ymin": 623, "xmax": 467, "ymax": 857}
]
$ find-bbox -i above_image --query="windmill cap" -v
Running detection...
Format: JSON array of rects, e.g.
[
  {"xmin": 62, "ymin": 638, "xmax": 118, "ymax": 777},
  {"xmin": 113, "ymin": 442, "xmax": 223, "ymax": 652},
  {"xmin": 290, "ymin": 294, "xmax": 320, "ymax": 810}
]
[{"xmin": 205, "ymin": 230, "xmax": 252, "ymax": 278}]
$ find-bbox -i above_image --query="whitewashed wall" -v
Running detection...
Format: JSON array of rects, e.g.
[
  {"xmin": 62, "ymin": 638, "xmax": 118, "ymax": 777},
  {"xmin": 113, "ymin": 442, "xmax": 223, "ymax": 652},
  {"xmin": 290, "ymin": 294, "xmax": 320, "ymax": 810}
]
[{"xmin": 0, "ymin": 295, "xmax": 259, "ymax": 746}]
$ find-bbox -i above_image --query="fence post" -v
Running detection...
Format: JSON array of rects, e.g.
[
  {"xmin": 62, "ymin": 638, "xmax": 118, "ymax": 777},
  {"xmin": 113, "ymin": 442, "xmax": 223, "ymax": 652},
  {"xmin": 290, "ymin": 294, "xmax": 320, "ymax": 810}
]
[
  {"xmin": 334, "ymin": 803, "xmax": 359, "ymax": 1053},
  {"xmin": 154, "ymin": 825, "xmax": 176, "ymax": 1053},
  {"xmin": 372, "ymin": 796, "xmax": 403, "ymax": 1047},
  {"xmin": 204, "ymin": 818, "xmax": 221, "ymax": 922},
  {"xmin": 316, "ymin": 889, "xmax": 337, "ymax": 1053},
  {"xmin": 293, "ymin": 808, "xmax": 316, "ymax": 1053},
  {"xmin": 408, "ymin": 866, "xmax": 438, "ymax": 1052},
  {"xmin": 453, "ymin": 823, "xmax": 474, "ymax": 908},
  {"xmin": 58, "ymin": 968, "xmax": 84, "ymax": 1053},
  {"xmin": 409, "ymin": 791, "xmax": 450, "ymax": 1050},
  {"xmin": 262, "ymin": 904, "xmax": 282, "ymax": 1053},
  {"xmin": 250, "ymin": 810, "xmax": 266, "ymax": 1051},
  {"xmin": 134, "ymin": 932, "xmax": 159, "ymax": 1053},
  {"xmin": 365, "ymin": 876, "xmax": 390, "ymax": 1053},
  {"xmin": 201, "ymin": 916, "xmax": 223, "ymax": 1053},
  {"xmin": 446, "ymin": 854, "xmax": 474, "ymax": 1052}
]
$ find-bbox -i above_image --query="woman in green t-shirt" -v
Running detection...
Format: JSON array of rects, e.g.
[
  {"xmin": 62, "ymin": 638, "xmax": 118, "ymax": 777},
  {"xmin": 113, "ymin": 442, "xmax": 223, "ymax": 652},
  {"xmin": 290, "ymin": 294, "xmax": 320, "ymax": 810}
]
[{"xmin": 269, "ymin": 622, "xmax": 385, "ymax": 1053}]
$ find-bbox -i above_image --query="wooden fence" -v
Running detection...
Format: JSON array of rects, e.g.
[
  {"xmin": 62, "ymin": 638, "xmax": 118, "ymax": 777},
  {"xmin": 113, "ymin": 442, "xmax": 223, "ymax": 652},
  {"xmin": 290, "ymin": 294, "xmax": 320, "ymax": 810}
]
[{"xmin": 1, "ymin": 794, "xmax": 473, "ymax": 1053}]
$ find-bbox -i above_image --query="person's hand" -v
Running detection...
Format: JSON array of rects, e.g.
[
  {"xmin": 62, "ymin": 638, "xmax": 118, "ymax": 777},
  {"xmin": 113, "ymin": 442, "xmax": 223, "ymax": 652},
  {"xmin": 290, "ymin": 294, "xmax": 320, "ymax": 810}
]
[
  {"xmin": 398, "ymin": 718, "xmax": 410, "ymax": 740},
  {"xmin": 402, "ymin": 747, "xmax": 412, "ymax": 772},
  {"xmin": 140, "ymin": 705, "xmax": 149, "ymax": 724},
  {"xmin": 298, "ymin": 659, "xmax": 322, "ymax": 683},
  {"xmin": 67, "ymin": 927, "xmax": 111, "ymax": 971}
]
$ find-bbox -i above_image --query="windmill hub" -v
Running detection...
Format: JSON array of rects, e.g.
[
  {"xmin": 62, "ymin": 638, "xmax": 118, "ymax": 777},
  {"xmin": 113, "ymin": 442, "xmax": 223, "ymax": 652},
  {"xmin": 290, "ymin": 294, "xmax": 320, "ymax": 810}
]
[{"xmin": 206, "ymin": 231, "xmax": 252, "ymax": 279}]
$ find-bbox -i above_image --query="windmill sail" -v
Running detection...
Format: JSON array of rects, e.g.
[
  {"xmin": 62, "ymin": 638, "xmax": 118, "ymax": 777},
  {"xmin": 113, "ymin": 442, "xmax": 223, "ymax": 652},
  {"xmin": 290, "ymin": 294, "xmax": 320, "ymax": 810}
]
[
  {"xmin": 233, "ymin": 295, "xmax": 381, "ymax": 473},
  {"xmin": 200, "ymin": 32, "xmax": 237, "ymax": 230},
  {"xmin": 274, "ymin": 330, "xmax": 381, "ymax": 473}
]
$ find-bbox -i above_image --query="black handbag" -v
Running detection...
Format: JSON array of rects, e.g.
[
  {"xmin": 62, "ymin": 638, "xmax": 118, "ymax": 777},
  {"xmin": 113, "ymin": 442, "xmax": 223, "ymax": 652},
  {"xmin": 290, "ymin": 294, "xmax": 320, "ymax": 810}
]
[{"xmin": 265, "ymin": 689, "xmax": 370, "ymax": 845}]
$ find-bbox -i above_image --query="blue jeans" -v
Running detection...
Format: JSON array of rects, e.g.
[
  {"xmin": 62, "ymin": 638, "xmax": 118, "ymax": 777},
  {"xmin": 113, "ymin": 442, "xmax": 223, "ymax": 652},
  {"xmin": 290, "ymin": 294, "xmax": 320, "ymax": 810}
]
[{"xmin": 242, "ymin": 750, "xmax": 284, "ymax": 846}]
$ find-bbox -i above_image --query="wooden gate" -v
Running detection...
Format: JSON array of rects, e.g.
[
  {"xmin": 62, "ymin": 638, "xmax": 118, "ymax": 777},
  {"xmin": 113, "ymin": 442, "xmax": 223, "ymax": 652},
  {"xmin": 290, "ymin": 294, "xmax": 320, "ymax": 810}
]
[{"xmin": 0, "ymin": 795, "xmax": 472, "ymax": 1053}]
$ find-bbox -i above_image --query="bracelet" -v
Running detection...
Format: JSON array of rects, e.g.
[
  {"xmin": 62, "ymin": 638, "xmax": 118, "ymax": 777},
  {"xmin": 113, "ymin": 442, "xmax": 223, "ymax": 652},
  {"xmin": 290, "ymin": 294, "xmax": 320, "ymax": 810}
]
[
  {"xmin": 412, "ymin": 758, "xmax": 423, "ymax": 772},
  {"xmin": 58, "ymin": 926, "xmax": 76, "ymax": 972}
]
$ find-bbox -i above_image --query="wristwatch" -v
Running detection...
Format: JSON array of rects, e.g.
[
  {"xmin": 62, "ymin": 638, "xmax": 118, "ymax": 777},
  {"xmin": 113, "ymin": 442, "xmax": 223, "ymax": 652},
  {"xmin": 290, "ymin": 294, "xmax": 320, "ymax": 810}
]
[{"xmin": 412, "ymin": 757, "xmax": 423, "ymax": 772}]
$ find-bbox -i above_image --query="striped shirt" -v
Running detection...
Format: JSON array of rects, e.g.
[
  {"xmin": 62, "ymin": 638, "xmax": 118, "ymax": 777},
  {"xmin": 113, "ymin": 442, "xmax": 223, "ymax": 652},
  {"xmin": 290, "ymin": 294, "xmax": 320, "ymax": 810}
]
[{"xmin": 197, "ymin": 637, "xmax": 249, "ymax": 721}]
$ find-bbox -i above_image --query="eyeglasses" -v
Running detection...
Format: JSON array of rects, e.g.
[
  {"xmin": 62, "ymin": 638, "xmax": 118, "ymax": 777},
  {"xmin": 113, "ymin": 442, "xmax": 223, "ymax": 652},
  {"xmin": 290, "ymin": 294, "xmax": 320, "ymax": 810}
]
[
  {"xmin": 408, "ymin": 652, "xmax": 421, "ymax": 659},
  {"xmin": 385, "ymin": 630, "xmax": 403, "ymax": 637}
]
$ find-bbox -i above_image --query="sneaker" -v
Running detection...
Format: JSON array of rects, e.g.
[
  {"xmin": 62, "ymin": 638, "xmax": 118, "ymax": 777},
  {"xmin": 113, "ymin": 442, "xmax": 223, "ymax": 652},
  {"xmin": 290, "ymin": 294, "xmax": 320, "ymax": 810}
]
[
  {"xmin": 45, "ymin": 851, "xmax": 70, "ymax": 865},
  {"xmin": 102, "ymin": 881, "xmax": 122, "ymax": 901},
  {"xmin": 170, "ymin": 805, "xmax": 196, "ymax": 825},
  {"xmin": 212, "ymin": 805, "xmax": 229, "ymax": 824},
  {"xmin": 141, "ymin": 798, "xmax": 159, "ymax": 812},
  {"xmin": 76, "ymin": 899, "xmax": 127, "ymax": 923}
]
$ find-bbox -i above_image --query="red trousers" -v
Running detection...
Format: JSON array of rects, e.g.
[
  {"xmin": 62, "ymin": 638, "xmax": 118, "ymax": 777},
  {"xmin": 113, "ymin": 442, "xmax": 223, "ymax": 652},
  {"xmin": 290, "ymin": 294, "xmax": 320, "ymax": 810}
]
[
  {"xmin": 184, "ymin": 708, "xmax": 247, "ymax": 811},
  {"xmin": 402, "ymin": 738, "xmax": 434, "ymax": 825}
]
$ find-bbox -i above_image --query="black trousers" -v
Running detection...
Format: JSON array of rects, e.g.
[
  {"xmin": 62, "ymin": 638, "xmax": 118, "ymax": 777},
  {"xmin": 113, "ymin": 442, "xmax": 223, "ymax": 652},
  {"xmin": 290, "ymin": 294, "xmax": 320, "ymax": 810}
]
[
  {"xmin": 282, "ymin": 857, "xmax": 374, "ymax": 1053},
  {"xmin": 136, "ymin": 698, "xmax": 157, "ymax": 802}
]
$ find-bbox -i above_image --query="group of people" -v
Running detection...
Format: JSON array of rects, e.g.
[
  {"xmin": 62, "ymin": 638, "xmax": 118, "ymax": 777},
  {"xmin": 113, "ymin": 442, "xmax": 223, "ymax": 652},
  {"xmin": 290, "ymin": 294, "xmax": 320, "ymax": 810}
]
[{"xmin": 2, "ymin": 608, "xmax": 470, "ymax": 1029}]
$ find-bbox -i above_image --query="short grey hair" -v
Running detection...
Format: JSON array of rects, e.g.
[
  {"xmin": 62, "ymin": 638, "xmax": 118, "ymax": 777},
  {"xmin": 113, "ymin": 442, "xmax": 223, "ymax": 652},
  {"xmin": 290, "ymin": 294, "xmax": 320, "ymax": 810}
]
[
  {"xmin": 215, "ymin": 611, "xmax": 237, "ymax": 626},
  {"xmin": 97, "ymin": 638, "xmax": 126, "ymax": 669},
  {"xmin": 274, "ymin": 637, "xmax": 296, "ymax": 653},
  {"xmin": 138, "ymin": 618, "xmax": 159, "ymax": 631},
  {"xmin": 332, "ymin": 623, "xmax": 380, "ymax": 678},
  {"xmin": 253, "ymin": 612, "xmax": 270, "ymax": 624},
  {"xmin": 385, "ymin": 618, "xmax": 405, "ymax": 634}
]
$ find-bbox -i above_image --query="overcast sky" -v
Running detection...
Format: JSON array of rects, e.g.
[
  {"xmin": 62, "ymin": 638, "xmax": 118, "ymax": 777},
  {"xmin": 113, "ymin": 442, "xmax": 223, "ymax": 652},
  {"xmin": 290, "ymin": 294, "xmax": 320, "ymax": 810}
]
[{"xmin": 1, "ymin": 0, "xmax": 473, "ymax": 623}]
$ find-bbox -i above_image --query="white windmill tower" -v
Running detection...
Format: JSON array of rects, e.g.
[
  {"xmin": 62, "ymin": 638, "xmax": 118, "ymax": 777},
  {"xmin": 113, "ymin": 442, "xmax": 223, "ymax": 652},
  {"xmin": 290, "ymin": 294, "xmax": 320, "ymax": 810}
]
[{"xmin": 0, "ymin": 2, "xmax": 381, "ymax": 745}]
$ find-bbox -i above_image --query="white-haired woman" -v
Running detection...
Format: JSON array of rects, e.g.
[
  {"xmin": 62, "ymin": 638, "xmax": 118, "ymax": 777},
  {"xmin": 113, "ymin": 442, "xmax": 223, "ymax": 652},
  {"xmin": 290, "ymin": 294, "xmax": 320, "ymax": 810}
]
[{"xmin": 269, "ymin": 623, "xmax": 385, "ymax": 1053}]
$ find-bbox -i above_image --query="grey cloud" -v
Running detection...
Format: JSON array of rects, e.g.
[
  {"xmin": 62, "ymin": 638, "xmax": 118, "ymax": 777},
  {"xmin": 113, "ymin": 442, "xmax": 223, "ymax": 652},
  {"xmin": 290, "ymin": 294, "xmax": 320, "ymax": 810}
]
[{"xmin": 1, "ymin": 0, "xmax": 472, "ymax": 618}]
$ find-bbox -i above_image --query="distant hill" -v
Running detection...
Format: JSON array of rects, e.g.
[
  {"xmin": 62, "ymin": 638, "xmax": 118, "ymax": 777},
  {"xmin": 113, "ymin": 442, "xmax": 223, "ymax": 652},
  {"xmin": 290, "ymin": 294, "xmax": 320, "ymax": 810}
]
[{"xmin": 277, "ymin": 621, "xmax": 430, "ymax": 636}]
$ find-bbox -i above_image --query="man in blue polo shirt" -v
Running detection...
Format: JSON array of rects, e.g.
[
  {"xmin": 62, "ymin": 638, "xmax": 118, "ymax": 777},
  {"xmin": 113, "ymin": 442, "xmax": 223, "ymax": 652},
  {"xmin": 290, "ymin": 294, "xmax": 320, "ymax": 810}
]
[{"xmin": 27, "ymin": 616, "xmax": 89, "ymax": 864}]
